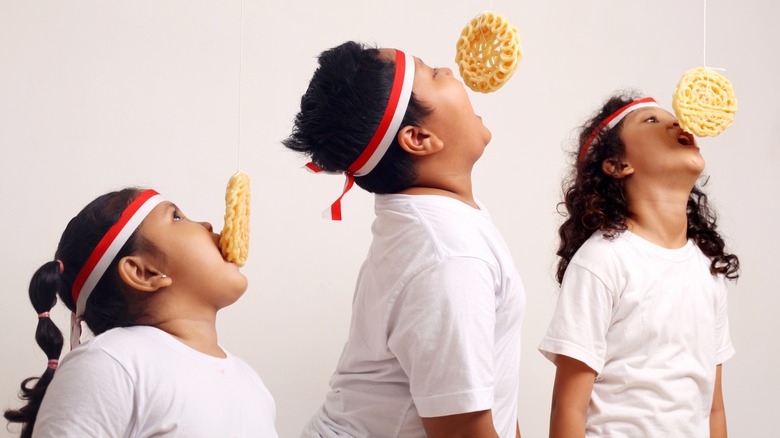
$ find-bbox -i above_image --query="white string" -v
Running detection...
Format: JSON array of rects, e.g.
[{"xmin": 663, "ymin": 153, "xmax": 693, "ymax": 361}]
[
  {"xmin": 701, "ymin": 0, "xmax": 726, "ymax": 107},
  {"xmin": 703, "ymin": 0, "xmax": 707, "ymax": 67},
  {"xmin": 236, "ymin": 0, "xmax": 245, "ymax": 172},
  {"xmin": 703, "ymin": 0, "xmax": 711, "ymax": 103}
]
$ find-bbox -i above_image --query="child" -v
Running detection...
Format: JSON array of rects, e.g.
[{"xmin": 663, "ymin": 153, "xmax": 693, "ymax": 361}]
[
  {"xmin": 539, "ymin": 92, "xmax": 739, "ymax": 437},
  {"xmin": 285, "ymin": 41, "xmax": 525, "ymax": 438},
  {"xmin": 4, "ymin": 188, "xmax": 278, "ymax": 437}
]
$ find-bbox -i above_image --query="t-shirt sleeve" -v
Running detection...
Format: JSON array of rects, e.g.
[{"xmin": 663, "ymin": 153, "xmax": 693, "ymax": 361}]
[
  {"xmin": 538, "ymin": 263, "xmax": 615, "ymax": 374},
  {"xmin": 714, "ymin": 276, "xmax": 736, "ymax": 365},
  {"xmin": 33, "ymin": 345, "xmax": 134, "ymax": 437},
  {"xmin": 386, "ymin": 257, "xmax": 497, "ymax": 418}
]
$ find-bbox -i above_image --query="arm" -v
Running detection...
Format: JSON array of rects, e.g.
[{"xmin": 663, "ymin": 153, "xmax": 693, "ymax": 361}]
[
  {"xmin": 710, "ymin": 364, "xmax": 727, "ymax": 438},
  {"xmin": 422, "ymin": 410, "xmax": 499, "ymax": 438},
  {"xmin": 388, "ymin": 259, "xmax": 504, "ymax": 431},
  {"xmin": 549, "ymin": 355, "xmax": 596, "ymax": 438}
]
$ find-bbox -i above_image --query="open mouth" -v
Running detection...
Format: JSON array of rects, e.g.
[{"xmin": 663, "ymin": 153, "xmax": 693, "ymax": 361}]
[{"xmin": 677, "ymin": 131, "xmax": 695, "ymax": 146}]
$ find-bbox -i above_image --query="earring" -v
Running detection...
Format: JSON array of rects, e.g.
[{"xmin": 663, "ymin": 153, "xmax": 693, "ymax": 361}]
[{"xmin": 161, "ymin": 274, "xmax": 167, "ymax": 279}]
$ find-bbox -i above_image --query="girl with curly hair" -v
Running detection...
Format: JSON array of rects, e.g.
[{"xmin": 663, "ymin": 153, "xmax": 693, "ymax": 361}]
[{"xmin": 539, "ymin": 91, "xmax": 739, "ymax": 437}]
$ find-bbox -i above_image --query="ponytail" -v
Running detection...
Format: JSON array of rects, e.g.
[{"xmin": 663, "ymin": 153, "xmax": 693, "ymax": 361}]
[{"xmin": 4, "ymin": 261, "xmax": 65, "ymax": 438}]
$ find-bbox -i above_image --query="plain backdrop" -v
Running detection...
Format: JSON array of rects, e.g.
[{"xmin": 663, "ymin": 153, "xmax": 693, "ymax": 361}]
[{"xmin": 1, "ymin": 0, "xmax": 778, "ymax": 437}]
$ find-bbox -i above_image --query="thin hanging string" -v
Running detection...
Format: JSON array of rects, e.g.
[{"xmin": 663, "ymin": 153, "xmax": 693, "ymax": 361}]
[
  {"xmin": 701, "ymin": 0, "xmax": 727, "ymax": 105},
  {"xmin": 703, "ymin": 0, "xmax": 710, "ymax": 102},
  {"xmin": 702, "ymin": 0, "xmax": 707, "ymax": 67},
  {"xmin": 236, "ymin": 0, "xmax": 245, "ymax": 172}
]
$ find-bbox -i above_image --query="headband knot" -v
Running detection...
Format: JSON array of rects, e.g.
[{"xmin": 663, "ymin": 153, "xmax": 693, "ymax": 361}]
[{"xmin": 305, "ymin": 49, "xmax": 415, "ymax": 220}]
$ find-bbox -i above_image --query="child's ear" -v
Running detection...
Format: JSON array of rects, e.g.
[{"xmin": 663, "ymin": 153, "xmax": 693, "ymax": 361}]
[
  {"xmin": 117, "ymin": 255, "xmax": 171, "ymax": 292},
  {"xmin": 397, "ymin": 125, "xmax": 444, "ymax": 156},
  {"xmin": 601, "ymin": 156, "xmax": 635, "ymax": 179}
]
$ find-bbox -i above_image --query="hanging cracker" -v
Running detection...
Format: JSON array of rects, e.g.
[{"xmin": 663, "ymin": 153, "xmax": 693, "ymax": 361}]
[
  {"xmin": 219, "ymin": 171, "xmax": 250, "ymax": 266},
  {"xmin": 455, "ymin": 11, "xmax": 523, "ymax": 93},
  {"xmin": 672, "ymin": 67, "xmax": 737, "ymax": 137}
]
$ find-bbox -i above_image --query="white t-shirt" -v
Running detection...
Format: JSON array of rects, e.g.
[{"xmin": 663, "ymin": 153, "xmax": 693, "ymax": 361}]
[
  {"xmin": 305, "ymin": 194, "xmax": 525, "ymax": 438},
  {"xmin": 539, "ymin": 231, "xmax": 735, "ymax": 437},
  {"xmin": 34, "ymin": 325, "xmax": 278, "ymax": 438}
]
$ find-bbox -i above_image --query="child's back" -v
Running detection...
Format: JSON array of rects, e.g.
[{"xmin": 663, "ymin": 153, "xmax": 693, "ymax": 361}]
[{"xmin": 309, "ymin": 194, "xmax": 524, "ymax": 437}]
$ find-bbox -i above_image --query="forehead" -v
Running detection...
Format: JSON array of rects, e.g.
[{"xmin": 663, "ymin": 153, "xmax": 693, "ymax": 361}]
[{"xmin": 145, "ymin": 201, "xmax": 174, "ymax": 220}]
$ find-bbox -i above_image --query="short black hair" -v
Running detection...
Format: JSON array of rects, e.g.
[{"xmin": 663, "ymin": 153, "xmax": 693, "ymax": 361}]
[{"xmin": 284, "ymin": 41, "xmax": 431, "ymax": 194}]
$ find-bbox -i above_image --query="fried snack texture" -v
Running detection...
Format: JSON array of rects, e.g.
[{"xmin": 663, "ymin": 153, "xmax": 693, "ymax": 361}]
[
  {"xmin": 672, "ymin": 67, "xmax": 737, "ymax": 137},
  {"xmin": 219, "ymin": 171, "xmax": 250, "ymax": 266},
  {"xmin": 455, "ymin": 11, "xmax": 522, "ymax": 93}
]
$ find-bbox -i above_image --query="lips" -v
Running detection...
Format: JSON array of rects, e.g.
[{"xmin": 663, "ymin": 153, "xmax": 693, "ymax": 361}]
[{"xmin": 677, "ymin": 131, "xmax": 695, "ymax": 146}]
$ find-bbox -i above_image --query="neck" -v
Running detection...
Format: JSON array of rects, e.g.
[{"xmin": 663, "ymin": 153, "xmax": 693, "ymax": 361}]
[
  {"xmin": 139, "ymin": 302, "xmax": 224, "ymax": 357},
  {"xmin": 625, "ymin": 183, "xmax": 692, "ymax": 249},
  {"xmin": 400, "ymin": 161, "xmax": 477, "ymax": 208},
  {"xmin": 400, "ymin": 178, "xmax": 477, "ymax": 208},
  {"xmin": 153, "ymin": 317, "xmax": 223, "ymax": 357}
]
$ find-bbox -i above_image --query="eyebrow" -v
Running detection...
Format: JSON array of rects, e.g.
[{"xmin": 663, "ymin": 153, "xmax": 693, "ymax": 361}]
[{"xmin": 626, "ymin": 107, "xmax": 658, "ymax": 122}]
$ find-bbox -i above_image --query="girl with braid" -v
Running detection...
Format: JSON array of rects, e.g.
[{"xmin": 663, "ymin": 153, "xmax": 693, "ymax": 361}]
[{"xmin": 4, "ymin": 188, "xmax": 277, "ymax": 437}]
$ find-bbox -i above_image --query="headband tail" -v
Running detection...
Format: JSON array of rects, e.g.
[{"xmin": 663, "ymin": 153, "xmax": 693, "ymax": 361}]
[
  {"xmin": 303, "ymin": 49, "xmax": 415, "ymax": 220},
  {"xmin": 321, "ymin": 173, "xmax": 356, "ymax": 221}
]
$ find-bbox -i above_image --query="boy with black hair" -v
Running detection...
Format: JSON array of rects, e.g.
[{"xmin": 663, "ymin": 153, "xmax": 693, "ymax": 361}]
[{"xmin": 285, "ymin": 41, "xmax": 525, "ymax": 438}]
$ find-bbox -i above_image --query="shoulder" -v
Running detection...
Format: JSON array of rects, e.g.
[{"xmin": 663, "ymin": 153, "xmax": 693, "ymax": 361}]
[
  {"xmin": 85, "ymin": 326, "xmax": 172, "ymax": 360},
  {"xmin": 570, "ymin": 231, "xmax": 626, "ymax": 267},
  {"xmin": 564, "ymin": 231, "xmax": 638, "ymax": 293},
  {"xmin": 374, "ymin": 194, "xmax": 500, "ymax": 255}
]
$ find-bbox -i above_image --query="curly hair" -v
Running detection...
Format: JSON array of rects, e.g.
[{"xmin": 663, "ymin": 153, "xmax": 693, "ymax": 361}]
[{"xmin": 555, "ymin": 91, "xmax": 740, "ymax": 284}]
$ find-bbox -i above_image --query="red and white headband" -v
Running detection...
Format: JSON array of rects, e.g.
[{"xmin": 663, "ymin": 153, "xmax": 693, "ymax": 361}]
[
  {"xmin": 578, "ymin": 97, "xmax": 660, "ymax": 164},
  {"xmin": 306, "ymin": 49, "xmax": 415, "ymax": 220},
  {"xmin": 70, "ymin": 189, "xmax": 165, "ymax": 347}
]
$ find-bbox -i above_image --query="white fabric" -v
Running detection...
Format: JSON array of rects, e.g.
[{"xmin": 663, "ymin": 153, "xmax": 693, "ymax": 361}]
[
  {"xmin": 539, "ymin": 231, "xmax": 735, "ymax": 437},
  {"xmin": 34, "ymin": 326, "xmax": 278, "ymax": 438},
  {"xmin": 305, "ymin": 194, "xmax": 525, "ymax": 438}
]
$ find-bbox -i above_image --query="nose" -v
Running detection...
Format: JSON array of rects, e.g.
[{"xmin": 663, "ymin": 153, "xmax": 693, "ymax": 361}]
[
  {"xmin": 200, "ymin": 221, "xmax": 214, "ymax": 232},
  {"xmin": 441, "ymin": 67, "xmax": 454, "ymax": 76}
]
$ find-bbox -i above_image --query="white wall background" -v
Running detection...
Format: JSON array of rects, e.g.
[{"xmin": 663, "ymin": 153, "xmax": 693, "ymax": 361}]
[{"xmin": 1, "ymin": 0, "xmax": 777, "ymax": 436}]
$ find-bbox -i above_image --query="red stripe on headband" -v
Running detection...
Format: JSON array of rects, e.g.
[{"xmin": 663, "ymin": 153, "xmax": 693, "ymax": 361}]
[
  {"xmin": 578, "ymin": 97, "xmax": 658, "ymax": 164},
  {"xmin": 71, "ymin": 189, "xmax": 159, "ymax": 304},
  {"xmin": 348, "ymin": 50, "xmax": 406, "ymax": 174},
  {"xmin": 328, "ymin": 174, "xmax": 355, "ymax": 221}
]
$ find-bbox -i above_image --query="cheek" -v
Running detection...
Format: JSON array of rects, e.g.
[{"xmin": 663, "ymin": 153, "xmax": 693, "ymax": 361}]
[{"xmin": 170, "ymin": 235, "xmax": 222, "ymax": 270}]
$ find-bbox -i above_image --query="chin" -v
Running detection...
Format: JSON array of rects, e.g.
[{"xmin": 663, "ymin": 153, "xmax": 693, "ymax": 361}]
[
  {"xmin": 688, "ymin": 155, "xmax": 706, "ymax": 173},
  {"xmin": 482, "ymin": 127, "xmax": 492, "ymax": 145}
]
